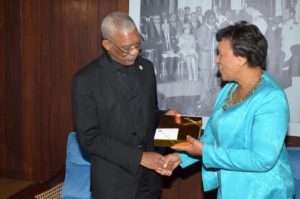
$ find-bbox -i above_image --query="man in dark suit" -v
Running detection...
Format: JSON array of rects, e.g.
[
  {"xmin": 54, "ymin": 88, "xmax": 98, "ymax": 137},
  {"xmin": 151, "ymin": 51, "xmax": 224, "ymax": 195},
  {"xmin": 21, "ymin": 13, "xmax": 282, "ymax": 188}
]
[{"xmin": 72, "ymin": 11, "xmax": 177, "ymax": 199}]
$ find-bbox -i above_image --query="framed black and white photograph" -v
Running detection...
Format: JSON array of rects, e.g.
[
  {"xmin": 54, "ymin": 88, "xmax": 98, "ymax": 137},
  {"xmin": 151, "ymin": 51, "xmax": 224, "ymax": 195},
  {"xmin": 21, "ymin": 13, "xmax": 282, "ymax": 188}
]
[{"xmin": 130, "ymin": 0, "xmax": 300, "ymax": 136}]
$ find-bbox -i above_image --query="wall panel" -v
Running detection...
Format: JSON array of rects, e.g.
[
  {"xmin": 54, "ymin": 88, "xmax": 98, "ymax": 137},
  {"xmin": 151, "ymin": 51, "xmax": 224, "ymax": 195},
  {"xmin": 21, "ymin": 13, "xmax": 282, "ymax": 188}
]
[
  {"xmin": 0, "ymin": 0, "xmax": 128, "ymax": 181},
  {"xmin": 0, "ymin": 0, "xmax": 23, "ymax": 178}
]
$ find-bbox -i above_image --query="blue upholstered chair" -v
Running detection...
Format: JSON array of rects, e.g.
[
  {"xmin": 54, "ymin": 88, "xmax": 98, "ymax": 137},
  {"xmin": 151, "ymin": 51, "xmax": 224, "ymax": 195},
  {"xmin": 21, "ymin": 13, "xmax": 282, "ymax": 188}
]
[
  {"xmin": 61, "ymin": 132, "xmax": 93, "ymax": 199},
  {"xmin": 287, "ymin": 147, "xmax": 300, "ymax": 199}
]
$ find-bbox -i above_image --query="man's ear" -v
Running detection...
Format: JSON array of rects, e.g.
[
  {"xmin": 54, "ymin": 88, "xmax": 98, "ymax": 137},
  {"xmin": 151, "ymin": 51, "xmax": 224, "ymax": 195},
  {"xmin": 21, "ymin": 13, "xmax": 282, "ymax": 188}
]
[{"xmin": 102, "ymin": 40, "xmax": 110, "ymax": 51}]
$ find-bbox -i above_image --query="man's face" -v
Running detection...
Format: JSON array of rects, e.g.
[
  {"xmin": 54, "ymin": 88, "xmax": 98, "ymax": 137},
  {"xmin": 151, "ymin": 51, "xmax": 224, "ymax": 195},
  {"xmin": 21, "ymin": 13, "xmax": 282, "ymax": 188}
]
[
  {"xmin": 196, "ymin": 7, "xmax": 202, "ymax": 15},
  {"xmin": 207, "ymin": 14, "xmax": 216, "ymax": 26},
  {"xmin": 191, "ymin": 13, "xmax": 197, "ymax": 22},
  {"xmin": 103, "ymin": 29, "xmax": 141, "ymax": 66},
  {"xmin": 184, "ymin": 7, "xmax": 191, "ymax": 15},
  {"xmin": 178, "ymin": 9, "xmax": 185, "ymax": 18},
  {"xmin": 169, "ymin": 14, "xmax": 176, "ymax": 22},
  {"xmin": 153, "ymin": 16, "xmax": 161, "ymax": 24},
  {"xmin": 283, "ymin": 8, "xmax": 291, "ymax": 22}
]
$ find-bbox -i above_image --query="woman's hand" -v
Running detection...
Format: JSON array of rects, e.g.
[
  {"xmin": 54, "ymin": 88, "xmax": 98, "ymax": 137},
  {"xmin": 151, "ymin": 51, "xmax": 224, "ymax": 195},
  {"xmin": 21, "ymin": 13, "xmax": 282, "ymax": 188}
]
[{"xmin": 171, "ymin": 135, "xmax": 204, "ymax": 156}]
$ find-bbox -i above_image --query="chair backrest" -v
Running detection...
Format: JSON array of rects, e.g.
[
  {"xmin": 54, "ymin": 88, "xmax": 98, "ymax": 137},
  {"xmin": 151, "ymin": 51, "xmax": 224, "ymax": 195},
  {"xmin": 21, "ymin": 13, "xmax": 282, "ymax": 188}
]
[
  {"xmin": 287, "ymin": 147, "xmax": 300, "ymax": 199},
  {"xmin": 34, "ymin": 182, "xmax": 64, "ymax": 199},
  {"xmin": 61, "ymin": 132, "xmax": 93, "ymax": 199}
]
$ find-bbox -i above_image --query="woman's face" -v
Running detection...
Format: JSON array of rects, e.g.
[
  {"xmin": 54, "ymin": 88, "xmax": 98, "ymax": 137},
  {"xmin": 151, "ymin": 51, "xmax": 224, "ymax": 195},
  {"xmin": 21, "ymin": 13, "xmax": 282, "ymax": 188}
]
[{"xmin": 216, "ymin": 39, "xmax": 244, "ymax": 81}]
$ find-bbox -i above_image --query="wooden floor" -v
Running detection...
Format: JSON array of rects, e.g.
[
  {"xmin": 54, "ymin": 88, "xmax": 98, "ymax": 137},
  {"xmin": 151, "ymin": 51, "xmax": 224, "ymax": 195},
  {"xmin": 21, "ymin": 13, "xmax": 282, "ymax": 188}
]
[{"xmin": 0, "ymin": 178, "xmax": 34, "ymax": 199}]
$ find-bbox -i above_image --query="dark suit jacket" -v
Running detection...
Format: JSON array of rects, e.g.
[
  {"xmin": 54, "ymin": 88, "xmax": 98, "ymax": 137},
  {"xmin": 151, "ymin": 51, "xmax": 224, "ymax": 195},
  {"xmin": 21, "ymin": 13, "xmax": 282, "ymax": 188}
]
[
  {"xmin": 147, "ymin": 21, "xmax": 167, "ymax": 51},
  {"xmin": 72, "ymin": 53, "xmax": 164, "ymax": 199}
]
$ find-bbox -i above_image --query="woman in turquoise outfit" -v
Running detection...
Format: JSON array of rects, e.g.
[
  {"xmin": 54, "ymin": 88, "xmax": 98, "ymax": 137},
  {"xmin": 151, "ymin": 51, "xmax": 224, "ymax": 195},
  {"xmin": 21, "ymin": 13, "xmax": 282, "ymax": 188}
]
[{"xmin": 160, "ymin": 21, "xmax": 295, "ymax": 198}]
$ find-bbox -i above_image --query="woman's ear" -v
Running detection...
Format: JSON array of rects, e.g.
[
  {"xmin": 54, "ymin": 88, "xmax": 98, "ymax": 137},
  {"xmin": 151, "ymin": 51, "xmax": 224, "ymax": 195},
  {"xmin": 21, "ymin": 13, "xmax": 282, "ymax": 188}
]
[{"xmin": 237, "ymin": 56, "xmax": 247, "ymax": 66}]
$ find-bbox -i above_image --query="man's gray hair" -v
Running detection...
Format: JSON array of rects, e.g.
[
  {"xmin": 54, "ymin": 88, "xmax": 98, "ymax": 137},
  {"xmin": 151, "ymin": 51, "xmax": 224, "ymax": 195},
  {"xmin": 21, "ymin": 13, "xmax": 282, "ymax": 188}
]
[{"xmin": 101, "ymin": 11, "xmax": 137, "ymax": 40}]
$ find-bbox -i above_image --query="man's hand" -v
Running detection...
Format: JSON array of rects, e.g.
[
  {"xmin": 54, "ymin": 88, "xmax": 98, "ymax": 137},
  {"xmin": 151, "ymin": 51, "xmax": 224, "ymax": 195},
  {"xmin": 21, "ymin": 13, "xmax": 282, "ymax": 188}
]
[
  {"xmin": 156, "ymin": 153, "xmax": 181, "ymax": 176},
  {"xmin": 171, "ymin": 135, "xmax": 204, "ymax": 156},
  {"xmin": 140, "ymin": 152, "xmax": 167, "ymax": 171}
]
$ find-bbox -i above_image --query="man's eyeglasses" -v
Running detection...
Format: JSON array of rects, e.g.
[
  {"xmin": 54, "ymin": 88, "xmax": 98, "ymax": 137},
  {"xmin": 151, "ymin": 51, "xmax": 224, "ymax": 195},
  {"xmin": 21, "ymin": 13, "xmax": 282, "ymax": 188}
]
[{"xmin": 107, "ymin": 39, "xmax": 142, "ymax": 54}]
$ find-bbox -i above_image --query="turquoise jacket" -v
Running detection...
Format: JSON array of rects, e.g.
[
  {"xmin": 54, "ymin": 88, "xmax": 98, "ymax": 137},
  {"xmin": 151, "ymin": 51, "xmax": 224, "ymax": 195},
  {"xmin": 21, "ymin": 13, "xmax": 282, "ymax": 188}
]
[{"xmin": 179, "ymin": 72, "xmax": 295, "ymax": 199}]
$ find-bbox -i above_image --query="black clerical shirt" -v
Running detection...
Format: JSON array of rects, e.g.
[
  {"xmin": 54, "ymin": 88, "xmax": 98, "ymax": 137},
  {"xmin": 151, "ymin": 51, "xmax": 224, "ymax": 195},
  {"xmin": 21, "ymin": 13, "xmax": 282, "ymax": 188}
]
[{"xmin": 111, "ymin": 59, "xmax": 146, "ymax": 145}]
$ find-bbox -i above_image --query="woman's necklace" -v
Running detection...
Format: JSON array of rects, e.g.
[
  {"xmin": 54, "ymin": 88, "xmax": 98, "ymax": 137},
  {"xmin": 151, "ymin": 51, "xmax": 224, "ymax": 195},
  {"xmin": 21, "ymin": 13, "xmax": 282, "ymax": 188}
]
[{"xmin": 222, "ymin": 75, "xmax": 264, "ymax": 112}]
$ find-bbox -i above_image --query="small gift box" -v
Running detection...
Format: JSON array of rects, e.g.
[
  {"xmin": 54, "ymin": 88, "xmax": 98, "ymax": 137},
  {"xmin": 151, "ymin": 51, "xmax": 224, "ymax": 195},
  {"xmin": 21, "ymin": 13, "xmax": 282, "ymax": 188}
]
[{"xmin": 154, "ymin": 115, "xmax": 202, "ymax": 147}]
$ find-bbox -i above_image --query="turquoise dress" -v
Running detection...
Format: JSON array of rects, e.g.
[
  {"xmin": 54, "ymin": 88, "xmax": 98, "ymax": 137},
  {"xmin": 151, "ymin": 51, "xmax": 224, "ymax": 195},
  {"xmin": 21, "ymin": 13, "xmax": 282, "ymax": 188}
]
[{"xmin": 179, "ymin": 71, "xmax": 295, "ymax": 199}]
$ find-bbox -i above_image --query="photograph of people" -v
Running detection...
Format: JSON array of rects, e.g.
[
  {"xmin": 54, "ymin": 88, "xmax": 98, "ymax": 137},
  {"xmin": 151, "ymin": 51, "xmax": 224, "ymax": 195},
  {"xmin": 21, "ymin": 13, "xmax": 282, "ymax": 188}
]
[{"xmin": 160, "ymin": 21, "xmax": 295, "ymax": 199}]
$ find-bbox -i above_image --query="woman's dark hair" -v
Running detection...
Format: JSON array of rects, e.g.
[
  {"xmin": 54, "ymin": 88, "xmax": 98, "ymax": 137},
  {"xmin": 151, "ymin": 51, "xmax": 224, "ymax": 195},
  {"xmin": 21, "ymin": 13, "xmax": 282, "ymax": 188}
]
[{"xmin": 216, "ymin": 21, "xmax": 268, "ymax": 68}]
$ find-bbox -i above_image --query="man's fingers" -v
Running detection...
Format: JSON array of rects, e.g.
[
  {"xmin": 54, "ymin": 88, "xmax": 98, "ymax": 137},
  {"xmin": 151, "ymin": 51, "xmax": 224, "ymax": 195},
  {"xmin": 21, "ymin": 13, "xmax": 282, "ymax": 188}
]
[
  {"xmin": 164, "ymin": 161, "xmax": 173, "ymax": 170},
  {"xmin": 156, "ymin": 168, "xmax": 173, "ymax": 176}
]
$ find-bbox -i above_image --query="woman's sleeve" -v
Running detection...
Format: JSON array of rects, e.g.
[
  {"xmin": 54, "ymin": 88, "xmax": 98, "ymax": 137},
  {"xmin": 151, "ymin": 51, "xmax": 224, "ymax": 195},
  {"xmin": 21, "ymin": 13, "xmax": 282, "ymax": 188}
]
[{"xmin": 179, "ymin": 85, "xmax": 229, "ymax": 168}]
